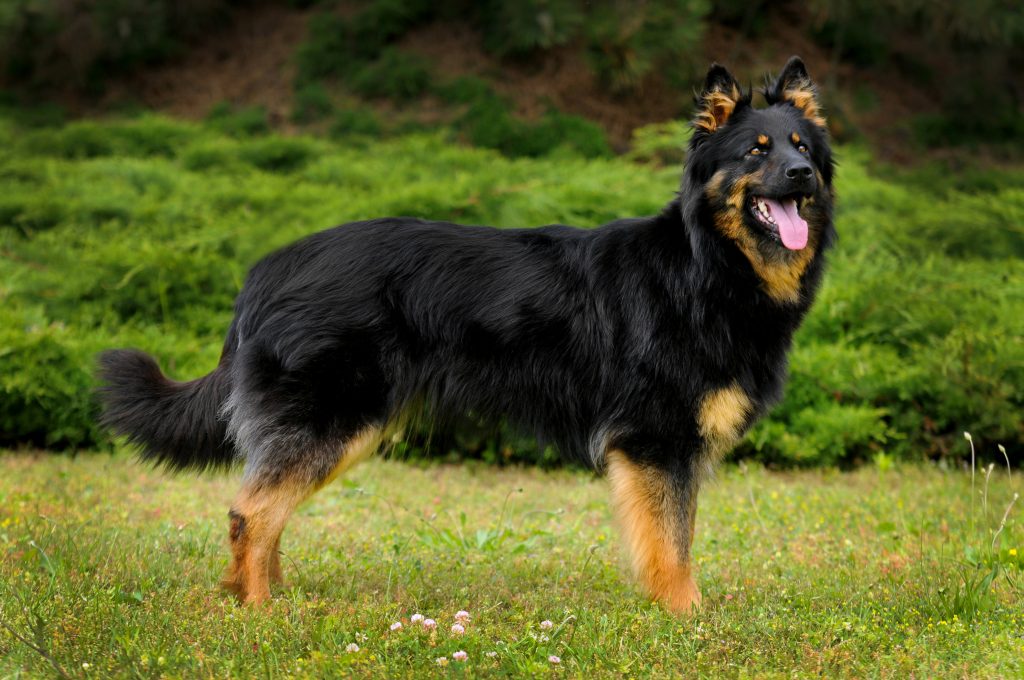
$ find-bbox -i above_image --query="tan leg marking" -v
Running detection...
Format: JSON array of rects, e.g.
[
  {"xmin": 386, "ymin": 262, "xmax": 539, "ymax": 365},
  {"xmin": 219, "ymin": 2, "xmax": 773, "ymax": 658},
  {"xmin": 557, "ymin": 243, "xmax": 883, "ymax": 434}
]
[
  {"xmin": 314, "ymin": 427, "xmax": 383, "ymax": 492},
  {"xmin": 223, "ymin": 425, "xmax": 383, "ymax": 605},
  {"xmin": 607, "ymin": 450, "xmax": 701, "ymax": 614},
  {"xmin": 698, "ymin": 382, "xmax": 751, "ymax": 452},
  {"xmin": 228, "ymin": 482, "xmax": 307, "ymax": 604}
]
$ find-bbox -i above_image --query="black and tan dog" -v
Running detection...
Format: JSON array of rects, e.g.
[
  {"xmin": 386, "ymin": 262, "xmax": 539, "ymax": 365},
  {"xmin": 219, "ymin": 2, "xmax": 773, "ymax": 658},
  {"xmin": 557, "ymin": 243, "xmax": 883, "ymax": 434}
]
[{"xmin": 98, "ymin": 57, "xmax": 835, "ymax": 613}]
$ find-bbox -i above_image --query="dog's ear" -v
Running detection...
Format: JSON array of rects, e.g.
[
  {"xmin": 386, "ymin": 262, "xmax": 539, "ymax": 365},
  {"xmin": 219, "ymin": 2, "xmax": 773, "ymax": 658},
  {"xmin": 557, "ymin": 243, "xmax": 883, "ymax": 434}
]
[
  {"xmin": 693, "ymin": 64, "xmax": 746, "ymax": 134},
  {"xmin": 764, "ymin": 56, "xmax": 826, "ymax": 128}
]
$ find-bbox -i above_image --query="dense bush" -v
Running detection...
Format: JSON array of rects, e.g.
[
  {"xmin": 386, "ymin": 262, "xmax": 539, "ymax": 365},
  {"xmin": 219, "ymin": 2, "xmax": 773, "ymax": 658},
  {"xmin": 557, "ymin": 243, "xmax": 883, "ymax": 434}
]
[
  {"xmin": 349, "ymin": 48, "xmax": 432, "ymax": 101},
  {"xmin": 205, "ymin": 103, "xmax": 271, "ymax": 137},
  {"xmin": 477, "ymin": 0, "xmax": 583, "ymax": 57},
  {"xmin": 0, "ymin": 0, "xmax": 232, "ymax": 90},
  {"xmin": 329, "ymin": 107, "xmax": 383, "ymax": 138},
  {"xmin": 295, "ymin": 2, "xmax": 432, "ymax": 85},
  {"xmin": 291, "ymin": 83, "xmax": 334, "ymax": 124},
  {"xmin": 1, "ymin": 114, "xmax": 1021, "ymax": 466},
  {"xmin": 585, "ymin": 0, "xmax": 710, "ymax": 93},
  {"xmin": 457, "ymin": 89, "xmax": 611, "ymax": 159}
]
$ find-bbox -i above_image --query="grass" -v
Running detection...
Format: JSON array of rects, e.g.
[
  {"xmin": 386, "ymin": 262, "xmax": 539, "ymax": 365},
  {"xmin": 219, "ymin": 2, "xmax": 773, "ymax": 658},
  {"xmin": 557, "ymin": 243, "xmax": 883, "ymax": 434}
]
[{"xmin": 1, "ymin": 451, "xmax": 1021, "ymax": 677}]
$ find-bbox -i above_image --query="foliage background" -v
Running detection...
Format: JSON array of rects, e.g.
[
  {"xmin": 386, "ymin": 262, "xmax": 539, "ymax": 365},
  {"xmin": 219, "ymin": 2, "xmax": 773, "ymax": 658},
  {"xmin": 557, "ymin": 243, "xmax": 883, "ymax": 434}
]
[{"xmin": 0, "ymin": 0, "xmax": 1021, "ymax": 467}]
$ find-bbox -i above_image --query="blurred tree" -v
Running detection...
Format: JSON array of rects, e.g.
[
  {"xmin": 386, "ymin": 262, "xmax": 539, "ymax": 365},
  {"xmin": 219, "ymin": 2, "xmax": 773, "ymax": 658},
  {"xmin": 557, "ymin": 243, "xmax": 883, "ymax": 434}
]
[{"xmin": 0, "ymin": 0, "xmax": 233, "ymax": 90}]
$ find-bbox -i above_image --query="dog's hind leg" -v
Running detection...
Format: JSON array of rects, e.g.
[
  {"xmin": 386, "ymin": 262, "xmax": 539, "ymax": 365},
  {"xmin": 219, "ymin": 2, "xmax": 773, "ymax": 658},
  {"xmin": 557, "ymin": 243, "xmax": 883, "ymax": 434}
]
[
  {"xmin": 222, "ymin": 426, "xmax": 384, "ymax": 604},
  {"xmin": 606, "ymin": 449, "xmax": 702, "ymax": 614}
]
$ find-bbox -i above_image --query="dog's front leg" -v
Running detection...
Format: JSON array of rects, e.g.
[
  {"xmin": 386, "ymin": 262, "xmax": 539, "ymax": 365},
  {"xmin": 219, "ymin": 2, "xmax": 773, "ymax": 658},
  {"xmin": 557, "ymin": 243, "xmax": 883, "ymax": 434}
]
[{"xmin": 606, "ymin": 449, "xmax": 701, "ymax": 614}]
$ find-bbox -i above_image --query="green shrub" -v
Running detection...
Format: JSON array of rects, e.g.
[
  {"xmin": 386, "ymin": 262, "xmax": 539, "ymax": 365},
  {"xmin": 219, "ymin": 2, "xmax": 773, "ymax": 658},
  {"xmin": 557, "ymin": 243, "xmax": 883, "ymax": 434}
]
[
  {"xmin": 479, "ymin": 0, "xmax": 583, "ymax": 57},
  {"xmin": 912, "ymin": 111, "xmax": 1024, "ymax": 151},
  {"xmin": 0, "ymin": 306, "xmax": 100, "ymax": 449},
  {"xmin": 237, "ymin": 137, "xmax": 319, "ymax": 173},
  {"xmin": 205, "ymin": 103, "xmax": 270, "ymax": 137},
  {"xmin": 626, "ymin": 121, "xmax": 692, "ymax": 166},
  {"xmin": 458, "ymin": 95, "xmax": 611, "ymax": 159},
  {"xmin": 536, "ymin": 110, "xmax": 612, "ymax": 159},
  {"xmin": 349, "ymin": 48, "xmax": 432, "ymax": 101},
  {"xmin": 347, "ymin": 0, "xmax": 433, "ymax": 60},
  {"xmin": 296, "ymin": 1, "xmax": 433, "ymax": 84},
  {"xmin": 22, "ymin": 122, "xmax": 115, "ymax": 158},
  {"xmin": 745, "ymin": 403, "xmax": 893, "ymax": 467},
  {"xmin": 329, "ymin": 108, "xmax": 382, "ymax": 138},
  {"xmin": 0, "ymin": 0, "xmax": 231, "ymax": 90},
  {"xmin": 180, "ymin": 139, "xmax": 244, "ymax": 172},
  {"xmin": 585, "ymin": 0, "xmax": 710, "ymax": 93},
  {"xmin": 295, "ymin": 13, "xmax": 353, "ymax": 83},
  {"xmin": 291, "ymin": 83, "xmax": 335, "ymax": 124},
  {"xmin": 18, "ymin": 117, "xmax": 196, "ymax": 159},
  {"xmin": 435, "ymin": 76, "xmax": 496, "ymax": 105}
]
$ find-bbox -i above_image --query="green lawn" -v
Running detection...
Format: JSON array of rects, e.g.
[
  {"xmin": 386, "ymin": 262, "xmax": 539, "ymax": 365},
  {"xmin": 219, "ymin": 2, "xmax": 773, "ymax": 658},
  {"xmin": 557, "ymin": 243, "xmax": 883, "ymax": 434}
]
[{"xmin": 0, "ymin": 451, "xmax": 1020, "ymax": 677}]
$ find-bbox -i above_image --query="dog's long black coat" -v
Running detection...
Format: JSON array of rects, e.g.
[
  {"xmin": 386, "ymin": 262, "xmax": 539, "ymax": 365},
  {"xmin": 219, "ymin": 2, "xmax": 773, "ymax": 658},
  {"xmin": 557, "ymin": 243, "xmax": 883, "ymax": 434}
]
[
  {"xmin": 99, "ymin": 56, "xmax": 836, "ymax": 610},
  {"xmin": 101, "ymin": 200, "xmax": 825, "ymax": 471},
  {"xmin": 99, "ymin": 57, "xmax": 835, "ymax": 482}
]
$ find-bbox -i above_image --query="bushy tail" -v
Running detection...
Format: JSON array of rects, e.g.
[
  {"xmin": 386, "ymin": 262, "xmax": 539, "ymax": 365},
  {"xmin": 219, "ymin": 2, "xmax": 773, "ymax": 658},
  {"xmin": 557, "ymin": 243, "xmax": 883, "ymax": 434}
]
[{"xmin": 97, "ymin": 349, "xmax": 235, "ymax": 472}]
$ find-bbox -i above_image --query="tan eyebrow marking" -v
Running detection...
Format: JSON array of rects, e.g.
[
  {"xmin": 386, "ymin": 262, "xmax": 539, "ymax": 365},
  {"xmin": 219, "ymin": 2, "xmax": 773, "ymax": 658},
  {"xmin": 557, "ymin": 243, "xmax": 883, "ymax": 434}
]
[
  {"xmin": 757, "ymin": 134, "xmax": 769, "ymax": 146},
  {"xmin": 791, "ymin": 132, "xmax": 801, "ymax": 144}
]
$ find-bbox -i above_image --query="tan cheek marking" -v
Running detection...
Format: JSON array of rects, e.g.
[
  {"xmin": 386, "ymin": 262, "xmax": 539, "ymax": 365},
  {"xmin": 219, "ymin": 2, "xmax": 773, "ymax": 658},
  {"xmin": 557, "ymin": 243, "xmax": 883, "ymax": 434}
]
[
  {"xmin": 791, "ymin": 132, "xmax": 801, "ymax": 144},
  {"xmin": 704, "ymin": 169, "xmax": 729, "ymax": 202},
  {"xmin": 606, "ymin": 451, "xmax": 701, "ymax": 613},
  {"xmin": 709, "ymin": 169, "xmax": 819, "ymax": 303},
  {"xmin": 725, "ymin": 174, "xmax": 753, "ymax": 211},
  {"xmin": 757, "ymin": 134, "xmax": 769, "ymax": 146},
  {"xmin": 712, "ymin": 210, "xmax": 818, "ymax": 303}
]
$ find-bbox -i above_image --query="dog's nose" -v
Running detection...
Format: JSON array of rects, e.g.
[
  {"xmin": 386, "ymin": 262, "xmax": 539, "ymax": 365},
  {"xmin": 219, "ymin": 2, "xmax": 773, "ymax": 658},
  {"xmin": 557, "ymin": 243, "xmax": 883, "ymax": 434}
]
[{"xmin": 785, "ymin": 163, "xmax": 814, "ymax": 180}]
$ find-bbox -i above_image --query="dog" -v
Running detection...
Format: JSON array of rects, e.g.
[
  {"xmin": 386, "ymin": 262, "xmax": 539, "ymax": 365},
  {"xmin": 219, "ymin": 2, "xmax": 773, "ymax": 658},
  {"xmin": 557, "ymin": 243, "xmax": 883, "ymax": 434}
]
[{"xmin": 98, "ymin": 57, "xmax": 835, "ymax": 613}]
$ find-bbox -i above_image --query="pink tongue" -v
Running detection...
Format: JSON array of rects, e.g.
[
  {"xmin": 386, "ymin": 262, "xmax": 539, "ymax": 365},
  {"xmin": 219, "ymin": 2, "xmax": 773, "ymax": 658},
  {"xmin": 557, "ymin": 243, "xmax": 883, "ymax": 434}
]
[{"xmin": 764, "ymin": 198, "xmax": 808, "ymax": 250}]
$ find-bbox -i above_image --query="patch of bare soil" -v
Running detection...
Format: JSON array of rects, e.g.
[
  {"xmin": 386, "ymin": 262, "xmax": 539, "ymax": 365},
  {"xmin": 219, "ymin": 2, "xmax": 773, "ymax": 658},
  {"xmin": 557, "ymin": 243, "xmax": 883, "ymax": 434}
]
[
  {"xmin": 399, "ymin": 21, "xmax": 683, "ymax": 150},
  {"xmin": 94, "ymin": 3, "xmax": 948, "ymax": 160},
  {"xmin": 102, "ymin": 3, "xmax": 310, "ymax": 125}
]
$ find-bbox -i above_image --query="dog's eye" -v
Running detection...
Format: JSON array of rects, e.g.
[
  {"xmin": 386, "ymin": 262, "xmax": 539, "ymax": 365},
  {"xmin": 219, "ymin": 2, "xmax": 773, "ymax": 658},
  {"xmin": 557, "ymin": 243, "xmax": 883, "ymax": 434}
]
[
  {"xmin": 797, "ymin": 144, "xmax": 808, "ymax": 154},
  {"xmin": 750, "ymin": 147, "xmax": 767, "ymax": 156}
]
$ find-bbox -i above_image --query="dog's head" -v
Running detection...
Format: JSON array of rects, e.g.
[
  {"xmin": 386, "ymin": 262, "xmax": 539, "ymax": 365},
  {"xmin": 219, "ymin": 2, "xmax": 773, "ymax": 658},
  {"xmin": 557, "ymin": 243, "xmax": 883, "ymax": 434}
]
[{"xmin": 681, "ymin": 57, "xmax": 836, "ymax": 302}]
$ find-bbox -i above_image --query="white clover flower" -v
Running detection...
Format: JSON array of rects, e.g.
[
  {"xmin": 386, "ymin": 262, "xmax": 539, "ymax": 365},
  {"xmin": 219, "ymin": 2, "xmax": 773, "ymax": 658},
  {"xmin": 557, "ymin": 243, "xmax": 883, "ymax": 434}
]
[
  {"xmin": 452, "ymin": 651, "xmax": 468, "ymax": 662},
  {"xmin": 423, "ymin": 618, "xmax": 437, "ymax": 630},
  {"xmin": 390, "ymin": 621, "xmax": 403, "ymax": 631},
  {"xmin": 410, "ymin": 613, "xmax": 424, "ymax": 625},
  {"xmin": 549, "ymin": 655, "xmax": 561, "ymax": 664},
  {"xmin": 436, "ymin": 657, "xmax": 449, "ymax": 666},
  {"xmin": 455, "ymin": 610, "xmax": 471, "ymax": 623},
  {"xmin": 540, "ymin": 620, "xmax": 554, "ymax": 630},
  {"xmin": 345, "ymin": 643, "xmax": 359, "ymax": 653},
  {"xmin": 451, "ymin": 623, "xmax": 465, "ymax": 635}
]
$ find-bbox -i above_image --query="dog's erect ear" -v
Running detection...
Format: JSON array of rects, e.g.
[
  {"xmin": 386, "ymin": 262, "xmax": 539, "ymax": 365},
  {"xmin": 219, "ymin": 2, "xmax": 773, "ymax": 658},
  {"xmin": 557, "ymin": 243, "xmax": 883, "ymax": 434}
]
[
  {"xmin": 764, "ymin": 56, "xmax": 826, "ymax": 128},
  {"xmin": 693, "ymin": 64, "xmax": 746, "ymax": 134}
]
